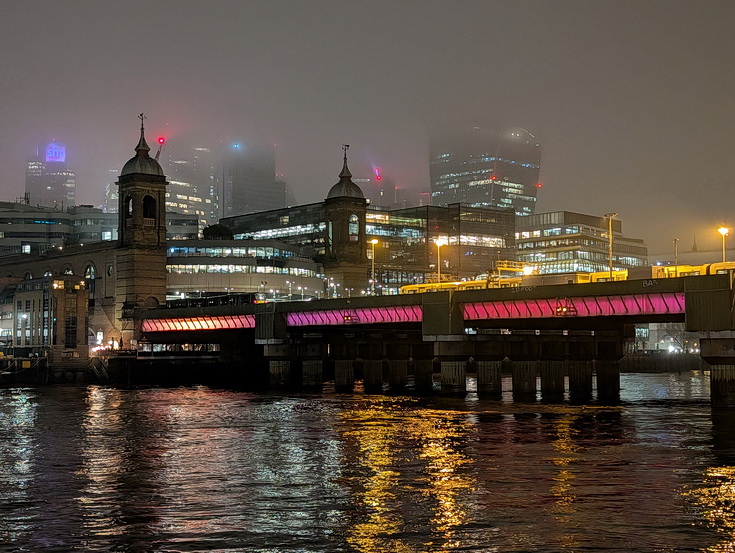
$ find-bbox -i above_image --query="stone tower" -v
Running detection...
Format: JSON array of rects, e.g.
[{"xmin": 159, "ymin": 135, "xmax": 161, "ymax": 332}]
[
  {"xmin": 323, "ymin": 145, "xmax": 369, "ymax": 294},
  {"xmin": 115, "ymin": 115, "xmax": 168, "ymax": 344}
]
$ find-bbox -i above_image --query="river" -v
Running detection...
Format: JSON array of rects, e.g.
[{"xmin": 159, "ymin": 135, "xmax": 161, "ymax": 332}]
[{"xmin": 1, "ymin": 371, "xmax": 734, "ymax": 552}]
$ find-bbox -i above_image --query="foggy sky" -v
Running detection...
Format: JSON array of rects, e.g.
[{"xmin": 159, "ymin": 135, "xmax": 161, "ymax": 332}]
[{"xmin": 1, "ymin": 0, "xmax": 734, "ymax": 255}]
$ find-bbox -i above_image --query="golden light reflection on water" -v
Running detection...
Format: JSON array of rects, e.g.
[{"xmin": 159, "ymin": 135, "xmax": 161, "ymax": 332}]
[
  {"xmin": 685, "ymin": 466, "xmax": 735, "ymax": 552},
  {"xmin": 338, "ymin": 397, "xmax": 476, "ymax": 552},
  {"xmin": 547, "ymin": 414, "xmax": 582, "ymax": 550}
]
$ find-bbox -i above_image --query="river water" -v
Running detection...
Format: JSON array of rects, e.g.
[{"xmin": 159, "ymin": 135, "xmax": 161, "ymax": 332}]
[{"xmin": 1, "ymin": 371, "xmax": 735, "ymax": 552}]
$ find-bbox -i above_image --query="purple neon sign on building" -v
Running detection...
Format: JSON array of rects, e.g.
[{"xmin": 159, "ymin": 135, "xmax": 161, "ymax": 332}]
[{"xmin": 45, "ymin": 142, "xmax": 66, "ymax": 163}]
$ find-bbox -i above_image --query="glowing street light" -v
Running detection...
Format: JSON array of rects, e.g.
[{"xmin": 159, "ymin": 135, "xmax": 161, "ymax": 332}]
[
  {"xmin": 434, "ymin": 237, "xmax": 448, "ymax": 287},
  {"xmin": 604, "ymin": 213, "xmax": 617, "ymax": 280},
  {"xmin": 369, "ymin": 239, "xmax": 379, "ymax": 295},
  {"xmin": 673, "ymin": 238, "xmax": 679, "ymax": 277},
  {"xmin": 719, "ymin": 227, "xmax": 729, "ymax": 263}
]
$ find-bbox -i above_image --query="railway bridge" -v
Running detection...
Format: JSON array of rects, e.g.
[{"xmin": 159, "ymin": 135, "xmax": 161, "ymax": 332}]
[{"xmin": 122, "ymin": 273, "xmax": 735, "ymax": 404}]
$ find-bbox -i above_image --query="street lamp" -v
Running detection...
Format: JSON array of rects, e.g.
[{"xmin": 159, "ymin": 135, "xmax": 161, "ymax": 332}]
[
  {"xmin": 434, "ymin": 237, "xmax": 448, "ymax": 287},
  {"xmin": 369, "ymin": 239, "xmax": 379, "ymax": 295},
  {"xmin": 719, "ymin": 227, "xmax": 729, "ymax": 263},
  {"xmin": 673, "ymin": 238, "xmax": 679, "ymax": 277},
  {"xmin": 603, "ymin": 213, "xmax": 617, "ymax": 280}
]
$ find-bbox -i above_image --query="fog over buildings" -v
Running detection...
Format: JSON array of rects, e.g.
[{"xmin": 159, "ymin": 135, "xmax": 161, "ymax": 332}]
[{"xmin": 1, "ymin": 0, "xmax": 734, "ymax": 254}]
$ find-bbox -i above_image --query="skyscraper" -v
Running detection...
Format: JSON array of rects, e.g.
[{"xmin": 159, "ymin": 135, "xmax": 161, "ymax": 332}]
[
  {"xmin": 429, "ymin": 126, "xmax": 541, "ymax": 216},
  {"xmin": 220, "ymin": 141, "xmax": 286, "ymax": 217},
  {"xmin": 25, "ymin": 141, "xmax": 76, "ymax": 208}
]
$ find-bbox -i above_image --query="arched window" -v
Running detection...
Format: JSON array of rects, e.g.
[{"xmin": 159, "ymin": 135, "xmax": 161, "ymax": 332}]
[
  {"xmin": 84, "ymin": 264, "xmax": 96, "ymax": 295},
  {"xmin": 125, "ymin": 196, "xmax": 133, "ymax": 218},
  {"xmin": 143, "ymin": 195, "xmax": 156, "ymax": 220},
  {"xmin": 63, "ymin": 266, "xmax": 73, "ymax": 275},
  {"xmin": 348, "ymin": 214, "xmax": 359, "ymax": 242}
]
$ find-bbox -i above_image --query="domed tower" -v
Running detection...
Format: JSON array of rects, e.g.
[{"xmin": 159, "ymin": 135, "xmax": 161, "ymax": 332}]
[
  {"xmin": 118, "ymin": 114, "xmax": 167, "ymax": 247},
  {"xmin": 323, "ymin": 145, "xmax": 369, "ymax": 294},
  {"xmin": 115, "ymin": 114, "xmax": 168, "ymax": 344}
]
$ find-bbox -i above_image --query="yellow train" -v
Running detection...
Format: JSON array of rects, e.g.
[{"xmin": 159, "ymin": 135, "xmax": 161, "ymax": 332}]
[{"xmin": 399, "ymin": 261, "xmax": 735, "ymax": 295}]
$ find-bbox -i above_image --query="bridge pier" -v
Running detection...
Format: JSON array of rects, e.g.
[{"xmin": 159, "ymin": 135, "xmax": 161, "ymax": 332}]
[
  {"xmin": 595, "ymin": 360, "xmax": 621, "ymax": 403},
  {"xmin": 301, "ymin": 360, "xmax": 323, "ymax": 392},
  {"xmin": 334, "ymin": 359, "xmax": 355, "ymax": 393},
  {"xmin": 477, "ymin": 360, "xmax": 503, "ymax": 398},
  {"xmin": 363, "ymin": 360, "xmax": 383, "ymax": 393},
  {"xmin": 440, "ymin": 361, "xmax": 466, "ymax": 396},
  {"xmin": 413, "ymin": 359, "xmax": 434, "ymax": 394},
  {"xmin": 386, "ymin": 343, "xmax": 409, "ymax": 393},
  {"xmin": 567, "ymin": 360, "xmax": 593, "ymax": 403},
  {"xmin": 511, "ymin": 361, "xmax": 538, "ymax": 402},
  {"xmin": 540, "ymin": 360, "xmax": 565, "ymax": 401},
  {"xmin": 701, "ymin": 337, "xmax": 735, "ymax": 406},
  {"xmin": 434, "ymin": 341, "xmax": 472, "ymax": 396}
]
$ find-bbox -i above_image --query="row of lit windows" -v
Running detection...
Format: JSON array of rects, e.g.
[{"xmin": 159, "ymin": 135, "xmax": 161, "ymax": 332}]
[
  {"xmin": 234, "ymin": 222, "xmax": 326, "ymax": 240},
  {"xmin": 168, "ymin": 246, "xmax": 304, "ymax": 260},
  {"xmin": 167, "ymin": 264, "xmax": 316, "ymax": 277}
]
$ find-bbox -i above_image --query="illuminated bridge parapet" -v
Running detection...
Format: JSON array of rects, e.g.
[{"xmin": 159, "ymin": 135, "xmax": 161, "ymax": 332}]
[
  {"xmin": 286, "ymin": 305, "xmax": 423, "ymax": 327},
  {"xmin": 463, "ymin": 292, "xmax": 686, "ymax": 321},
  {"xmin": 141, "ymin": 314, "xmax": 256, "ymax": 332}
]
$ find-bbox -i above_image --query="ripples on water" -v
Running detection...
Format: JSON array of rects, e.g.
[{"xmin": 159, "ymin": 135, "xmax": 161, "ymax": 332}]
[{"xmin": 1, "ymin": 371, "xmax": 734, "ymax": 552}]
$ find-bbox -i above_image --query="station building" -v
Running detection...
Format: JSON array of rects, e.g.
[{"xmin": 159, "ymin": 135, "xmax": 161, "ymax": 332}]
[{"xmin": 222, "ymin": 150, "xmax": 517, "ymax": 294}]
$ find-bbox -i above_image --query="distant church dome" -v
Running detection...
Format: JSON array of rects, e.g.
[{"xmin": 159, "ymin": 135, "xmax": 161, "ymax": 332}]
[
  {"xmin": 120, "ymin": 115, "xmax": 164, "ymax": 177},
  {"xmin": 326, "ymin": 145, "xmax": 364, "ymax": 199}
]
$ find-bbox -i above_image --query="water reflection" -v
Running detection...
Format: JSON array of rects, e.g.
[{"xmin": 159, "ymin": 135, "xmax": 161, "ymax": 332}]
[
  {"xmin": 338, "ymin": 397, "xmax": 477, "ymax": 551},
  {"xmin": 0, "ymin": 372, "xmax": 732, "ymax": 552}
]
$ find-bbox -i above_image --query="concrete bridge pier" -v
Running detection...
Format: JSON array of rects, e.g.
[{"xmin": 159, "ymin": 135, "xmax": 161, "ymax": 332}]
[
  {"xmin": 540, "ymin": 360, "xmax": 566, "ymax": 401},
  {"xmin": 334, "ymin": 359, "xmax": 355, "ymax": 393},
  {"xmin": 301, "ymin": 360, "xmax": 323, "ymax": 392},
  {"xmin": 511, "ymin": 361, "xmax": 538, "ymax": 402},
  {"xmin": 263, "ymin": 343, "xmax": 294, "ymax": 389},
  {"xmin": 567, "ymin": 360, "xmax": 593, "ymax": 403},
  {"xmin": 595, "ymin": 360, "xmax": 621, "ymax": 404},
  {"xmin": 411, "ymin": 344, "xmax": 435, "ymax": 395},
  {"xmin": 477, "ymin": 361, "xmax": 503, "ymax": 398},
  {"xmin": 701, "ymin": 337, "xmax": 735, "ymax": 406},
  {"xmin": 474, "ymin": 340, "xmax": 504, "ymax": 398},
  {"xmin": 296, "ymin": 343, "xmax": 328, "ymax": 392},
  {"xmin": 357, "ymin": 342, "xmax": 385, "ymax": 394},
  {"xmin": 413, "ymin": 359, "xmax": 434, "ymax": 394},
  {"xmin": 386, "ymin": 343, "xmax": 409, "ymax": 393},
  {"xmin": 435, "ymin": 341, "xmax": 473, "ymax": 396}
]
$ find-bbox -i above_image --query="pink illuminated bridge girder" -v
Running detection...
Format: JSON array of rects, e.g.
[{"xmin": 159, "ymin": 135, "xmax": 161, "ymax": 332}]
[
  {"xmin": 462, "ymin": 292, "xmax": 685, "ymax": 320},
  {"xmin": 141, "ymin": 314, "xmax": 256, "ymax": 333},
  {"xmin": 286, "ymin": 304, "xmax": 423, "ymax": 327}
]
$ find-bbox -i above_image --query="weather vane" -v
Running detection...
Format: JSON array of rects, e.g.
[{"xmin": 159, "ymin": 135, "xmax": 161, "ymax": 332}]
[
  {"xmin": 139, "ymin": 112, "xmax": 147, "ymax": 130},
  {"xmin": 342, "ymin": 144, "xmax": 349, "ymax": 160}
]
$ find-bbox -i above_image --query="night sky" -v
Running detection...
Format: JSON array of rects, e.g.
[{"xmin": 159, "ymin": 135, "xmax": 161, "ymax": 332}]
[{"xmin": 1, "ymin": 0, "xmax": 733, "ymax": 254}]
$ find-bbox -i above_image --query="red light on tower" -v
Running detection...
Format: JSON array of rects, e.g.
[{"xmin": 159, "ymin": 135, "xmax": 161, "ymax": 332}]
[
  {"xmin": 158, "ymin": 137, "xmax": 166, "ymax": 145},
  {"xmin": 374, "ymin": 167, "xmax": 382, "ymax": 181},
  {"xmin": 535, "ymin": 182, "xmax": 543, "ymax": 188},
  {"xmin": 490, "ymin": 175, "xmax": 497, "ymax": 181}
]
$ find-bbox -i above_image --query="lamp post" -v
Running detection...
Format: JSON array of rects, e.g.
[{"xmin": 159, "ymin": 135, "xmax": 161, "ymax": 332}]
[
  {"xmin": 434, "ymin": 237, "xmax": 448, "ymax": 287},
  {"xmin": 370, "ymin": 239, "xmax": 379, "ymax": 295},
  {"xmin": 603, "ymin": 213, "xmax": 617, "ymax": 280},
  {"xmin": 673, "ymin": 238, "xmax": 679, "ymax": 277},
  {"xmin": 719, "ymin": 227, "xmax": 729, "ymax": 263}
]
